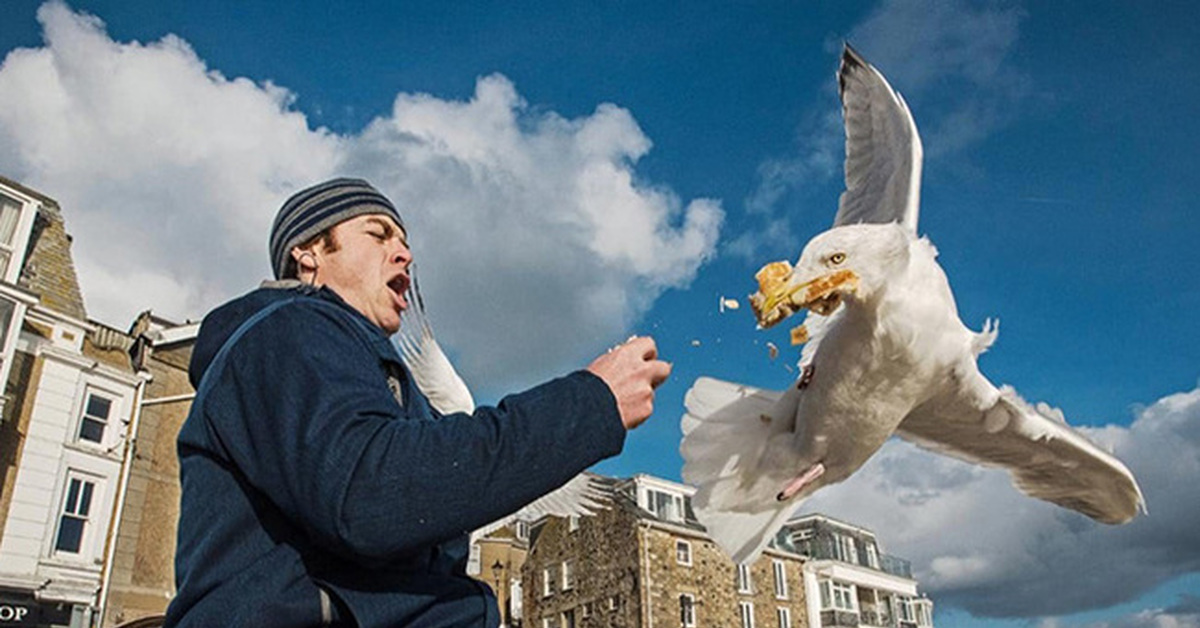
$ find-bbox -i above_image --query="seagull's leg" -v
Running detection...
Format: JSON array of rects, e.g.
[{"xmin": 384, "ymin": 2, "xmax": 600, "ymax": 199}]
[{"xmin": 776, "ymin": 462, "xmax": 825, "ymax": 502}]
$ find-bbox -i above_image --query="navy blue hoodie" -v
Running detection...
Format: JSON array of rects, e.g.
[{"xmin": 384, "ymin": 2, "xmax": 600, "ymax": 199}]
[{"xmin": 166, "ymin": 284, "xmax": 625, "ymax": 627}]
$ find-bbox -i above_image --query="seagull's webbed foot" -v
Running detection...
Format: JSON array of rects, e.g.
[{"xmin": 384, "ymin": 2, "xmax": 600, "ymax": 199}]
[{"xmin": 776, "ymin": 462, "xmax": 825, "ymax": 502}]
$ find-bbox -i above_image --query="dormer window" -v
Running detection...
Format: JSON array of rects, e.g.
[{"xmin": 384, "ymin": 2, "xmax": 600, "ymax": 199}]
[
  {"xmin": 644, "ymin": 488, "xmax": 684, "ymax": 523},
  {"xmin": 0, "ymin": 188, "xmax": 37, "ymax": 285}
]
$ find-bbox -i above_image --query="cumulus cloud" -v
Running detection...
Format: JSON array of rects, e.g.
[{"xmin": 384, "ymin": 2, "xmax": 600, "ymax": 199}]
[
  {"xmin": 735, "ymin": 0, "xmax": 1029, "ymax": 257},
  {"xmin": 0, "ymin": 2, "xmax": 721, "ymax": 392},
  {"xmin": 803, "ymin": 385, "xmax": 1200, "ymax": 619}
]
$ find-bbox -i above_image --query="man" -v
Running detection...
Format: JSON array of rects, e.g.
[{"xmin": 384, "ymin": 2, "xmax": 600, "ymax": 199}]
[{"xmin": 166, "ymin": 178, "xmax": 671, "ymax": 627}]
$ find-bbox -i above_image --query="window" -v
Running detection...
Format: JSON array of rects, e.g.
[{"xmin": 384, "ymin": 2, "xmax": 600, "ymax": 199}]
[
  {"xmin": 0, "ymin": 192, "xmax": 25, "ymax": 280},
  {"xmin": 739, "ymin": 601, "xmax": 755, "ymax": 628},
  {"xmin": 561, "ymin": 608, "xmax": 576, "ymax": 628},
  {"xmin": 568, "ymin": 514, "xmax": 580, "ymax": 532},
  {"xmin": 54, "ymin": 476, "xmax": 95, "ymax": 554},
  {"xmin": 77, "ymin": 391, "xmax": 113, "ymax": 444},
  {"xmin": 915, "ymin": 599, "xmax": 933, "ymax": 626},
  {"xmin": 819, "ymin": 580, "xmax": 857, "ymax": 612},
  {"xmin": 737, "ymin": 564, "xmax": 752, "ymax": 593},
  {"xmin": 776, "ymin": 607, "xmax": 791, "ymax": 628},
  {"xmin": 561, "ymin": 559, "xmax": 575, "ymax": 591},
  {"xmin": 834, "ymin": 533, "xmax": 859, "ymax": 564},
  {"xmin": 676, "ymin": 540, "xmax": 692, "ymax": 566},
  {"xmin": 865, "ymin": 542, "xmax": 879, "ymax": 569},
  {"xmin": 680, "ymin": 594, "xmax": 696, "ymax": 627},
  {"xmin": 608, "ymin": 595, "xmax": 620, "ymax": 611},
  {"xmin": 772, "ymin": 560, "xmax": 788, "ymax": 599},
  {"xmin": 542, "ymin": 567, "xmax": 554, "ymax": 597},
  {"xmin": 581, "ymin": 602, "xmax": 592, "ymax": 618},
  {"xmin": 466, "ymin": 543, "xmax": 481, "ymax": 575},
  {"xmin": 645, "ymin": 488, "xmax": 684, "ymax": 522},
  {"xmin": 515, "ymin": 520, "xmax": 530, "ymax": 540},
  {"xmin": 542, "ymin": 617, "xmax": 558, "ymax": 628}
]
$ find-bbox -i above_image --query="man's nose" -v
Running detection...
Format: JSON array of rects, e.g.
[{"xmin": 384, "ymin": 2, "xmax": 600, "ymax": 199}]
[{"xmin": 392, "ymin": 241, "xmax": 413, "ymax": 267}]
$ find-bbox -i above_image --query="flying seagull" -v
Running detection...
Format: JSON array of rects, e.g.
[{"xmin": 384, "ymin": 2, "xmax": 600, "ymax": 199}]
[
  {"xmin": 680, "ymin": 44, "xmax": 1145, "ymax": 565},
  {"xmin": 395, "ymin": 274, "xmax": 609, "ymax": 541}
]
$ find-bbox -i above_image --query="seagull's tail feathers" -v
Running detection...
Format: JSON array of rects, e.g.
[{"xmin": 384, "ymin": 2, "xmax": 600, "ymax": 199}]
[
  {"xmin": 681, "ymin": 377, "xmax": 803, "ymax": 564},
  {"xmin": 971, "ymin": 318, "xmax": 999, "ymax": 355}
]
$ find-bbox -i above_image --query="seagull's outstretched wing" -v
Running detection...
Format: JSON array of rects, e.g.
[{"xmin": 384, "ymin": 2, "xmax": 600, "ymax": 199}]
[
  {"xmin": 396, "ymin": 275, "xmax": 611, "ymax": 541},
  {"xmin": 395, "ymin": 275, "xmax": 475, "ymax": 415},
  {"xmin": 471, "ymin": 473, "xmax": 612, "ymax": 542},
  {"xmin": 834, "ymin": 43, "xmax": 923, "ymax": 233},
  {"xmin": 897, "ymin": 369, "xmax": 1145, "ymax": 524}
]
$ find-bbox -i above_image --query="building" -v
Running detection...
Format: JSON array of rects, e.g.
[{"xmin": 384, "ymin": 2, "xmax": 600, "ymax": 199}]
[
  {"xmin": 0, "ymin": 176, "xmax": 143, "ymax": 627},
  {"xmin": 521, "ymin": 474, "xmax": 811, "ymax": 628},
  {"xmin": 780, "ymin": 514, "xmax": 934, "ymax": 628},
  {"xmin": 517, "ymin": 473, "xmax": 933, "ymax": 628},
  {"xmin": 94, "ymin": 313, "xmax": 196, "ymax": 627}
]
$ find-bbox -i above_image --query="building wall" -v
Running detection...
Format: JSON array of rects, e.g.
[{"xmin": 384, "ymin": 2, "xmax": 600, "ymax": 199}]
[
  {"xmin": 523, "ymin": 499, "xmax": 809, "ymax": 628},
  {"xmin": 99, "ymin": 337, "xmax": 195, "ymax": 627}
]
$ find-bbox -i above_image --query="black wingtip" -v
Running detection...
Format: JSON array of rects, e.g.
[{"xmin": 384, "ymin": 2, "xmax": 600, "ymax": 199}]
[{"xmin": 838, "ymin": 42, "xmax": 868, "ymax": 95}]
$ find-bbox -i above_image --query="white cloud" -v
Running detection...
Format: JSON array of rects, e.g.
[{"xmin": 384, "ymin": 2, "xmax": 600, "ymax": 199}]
[
  {"xmin": 0, "ymin": 2, "xmax": 721, "ymax": 392},
  {"xmin": 803, "ymin": 384, "xmax": 1200, "ymax": 619}
]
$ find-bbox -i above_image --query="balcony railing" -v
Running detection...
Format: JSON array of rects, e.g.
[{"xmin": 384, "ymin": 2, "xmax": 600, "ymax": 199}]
[{"xmin": 792, "ymin": 538, "xmax": 912, "ymax": 578}]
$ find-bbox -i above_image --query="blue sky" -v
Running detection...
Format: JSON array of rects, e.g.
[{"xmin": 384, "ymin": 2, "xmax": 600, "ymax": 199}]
[{"xmin": 2, "ymin": 1, "xmax": 1197, "ymax": 626}]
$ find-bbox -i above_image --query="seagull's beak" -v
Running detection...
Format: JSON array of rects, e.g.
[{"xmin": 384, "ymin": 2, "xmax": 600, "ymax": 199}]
[{"xmin": 750, "ymin": 261, "xmax": 860, "ymax": 329}]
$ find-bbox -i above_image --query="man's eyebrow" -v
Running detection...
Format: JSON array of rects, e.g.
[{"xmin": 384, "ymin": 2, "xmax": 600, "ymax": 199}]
[{"xmin": 364, "ymin": 216, "xmax": 396, "ymax": 234}]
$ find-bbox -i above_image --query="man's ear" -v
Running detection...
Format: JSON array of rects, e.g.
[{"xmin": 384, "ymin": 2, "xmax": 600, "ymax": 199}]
[{"xmin": 292, "ymin": 246, "xmax": 319, "ymax": 273}]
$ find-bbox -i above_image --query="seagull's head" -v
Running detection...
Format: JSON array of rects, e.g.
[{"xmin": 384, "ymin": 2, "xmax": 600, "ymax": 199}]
[{"xmin": 751, "ymin": 223, "xmax": 912, "ymax": 328}]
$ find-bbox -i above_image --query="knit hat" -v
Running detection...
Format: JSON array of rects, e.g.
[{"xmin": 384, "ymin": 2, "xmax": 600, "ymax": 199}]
[{"xmin": 269, "ymin": 177, "xmax": 405, "ymax": 279}]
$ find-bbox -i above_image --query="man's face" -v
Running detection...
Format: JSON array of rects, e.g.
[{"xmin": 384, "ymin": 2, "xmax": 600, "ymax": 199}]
[{"xmin": 306, "ymin": 214, "xmax": 412, "ymax": 334}]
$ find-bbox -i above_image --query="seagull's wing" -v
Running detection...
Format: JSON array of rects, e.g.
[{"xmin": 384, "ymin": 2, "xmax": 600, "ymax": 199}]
[
  {"xmin": 471, "ymin": 473, "xmax": 611, "ymax": 542},
  {"xmin": 395, "ymin": 274, "xmax": 475, "ymax": 415},
  {"xmin": 834, "ymin": 43, "xmax": 923, "ymax": 233},
  {"xmin": 897, "ymin": 368, "xmax": 1145, "ymax": 524}
]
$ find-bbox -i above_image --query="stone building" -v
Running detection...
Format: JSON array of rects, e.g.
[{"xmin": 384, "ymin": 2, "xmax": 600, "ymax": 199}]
[
  {"xmin": 520, "ymin": 474, "xmax": 934, "ymax": 628},
  {"xmin": 521, "ymin": 474, "xmax": 810, "ymax": 628}
]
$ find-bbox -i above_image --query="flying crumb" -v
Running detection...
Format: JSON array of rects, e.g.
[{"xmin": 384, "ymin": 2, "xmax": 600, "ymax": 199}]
[
  {"xmin": 790, "ymin": 324, "xmax": 809, "ymax": 346},
  {"xmin": 691, "ymin": 339, "xmax": 702, "ymax": 347},
  {"xmin": 766, "ymin": 342, "xmax": 779, "ymax": 360},
  {"xmin": 719, "ymin": 297, "xmax": 740, "ymax": 312}
]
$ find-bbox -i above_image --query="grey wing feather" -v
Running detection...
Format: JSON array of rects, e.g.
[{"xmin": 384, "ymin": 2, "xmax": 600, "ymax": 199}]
[
  {"xmin": 897, "ymin": 370, "xmax": 1145, "ymax": 524},
  {"xmin": 471, "ymin": 473, "xmax": 611, "ymax": 541},
  {"xmin": 834, "ymin": 43, "xmax": 923, "ymax": 233}
]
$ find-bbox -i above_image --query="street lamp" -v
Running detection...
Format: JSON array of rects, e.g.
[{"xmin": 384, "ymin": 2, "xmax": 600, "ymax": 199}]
[{"xmin": 491, "ymin": 559, "xmax": 508, "ymax": 628}]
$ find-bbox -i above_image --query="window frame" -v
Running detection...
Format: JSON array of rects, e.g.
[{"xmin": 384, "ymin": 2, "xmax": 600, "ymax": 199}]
[
  {"xmin": 52, "ymin": 471, "xmax": 100, "ymax": 558},
  {"xmin": 776, "ymin": 606, "xmax": 791, "ymax": 628},
  {"xmin": 772, "ymin": 559, "xmax": 788, "ymax": 599},
  {"xmin": 680, "ymin": 593, "xmax": 696, "ymax": 628},
  {"xmin": 737, "ymin": 563, "xmax": 753, "ymax": 594},
  {"xmin": 561, "ymin": 559, "xmax": 575, "ymax": 591},
  {"xmin": 676, "ymin": 539, "xmax": 692, "ymax": 566},
  {"xmin": 739, "ymin": 601, "xmax": 756, "ymax": 628}
]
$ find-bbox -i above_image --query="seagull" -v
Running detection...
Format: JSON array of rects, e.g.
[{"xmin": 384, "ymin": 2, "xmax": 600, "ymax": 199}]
[
  {"xmin": 394, "ymin": 272, "xmax": 609, "ymax": 542},
  {"xmin": 679, "ymin": 44, "xmax": 1145, "ymax": 565}
]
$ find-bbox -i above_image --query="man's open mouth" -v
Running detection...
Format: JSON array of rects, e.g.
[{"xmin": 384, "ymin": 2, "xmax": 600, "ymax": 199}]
[
  {"xmin": 387, "ymin": 273, "xmax": 411, "ymax": 303},
  {"xmin": 749, "ymin": 261, "xmax": 859, "ymax": 329}
]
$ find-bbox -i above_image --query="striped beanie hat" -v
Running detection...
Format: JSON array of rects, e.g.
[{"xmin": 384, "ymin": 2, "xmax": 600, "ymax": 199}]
[{"xmin": 269, "ymin": 177, "xmax": 404, "ymax": 279}]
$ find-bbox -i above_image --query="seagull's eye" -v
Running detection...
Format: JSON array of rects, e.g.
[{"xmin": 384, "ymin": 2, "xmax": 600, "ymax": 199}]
[{"xmin": 829, "ymin": 252, "xmax": 846, "ymax": 265}]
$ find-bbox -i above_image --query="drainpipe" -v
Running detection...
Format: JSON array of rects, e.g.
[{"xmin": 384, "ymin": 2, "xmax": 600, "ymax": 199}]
[
  {"xmin": 640, "ymin": 522, "xmax": 653, "ymax": 628},
  {"xmin": 96, "ymin": 369, "xmax": 152, "ymax": 627}
]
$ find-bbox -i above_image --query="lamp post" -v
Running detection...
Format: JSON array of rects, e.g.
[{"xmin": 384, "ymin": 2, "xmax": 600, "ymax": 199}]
[{"xmin": 491, "ymin": 559, "xmax": 508, "ymax": 628}]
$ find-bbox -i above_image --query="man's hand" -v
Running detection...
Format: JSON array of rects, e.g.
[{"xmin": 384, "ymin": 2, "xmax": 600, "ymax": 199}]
[{"xmin": 586, "ymin": 336, "xmax": 672, "ymax": 430}]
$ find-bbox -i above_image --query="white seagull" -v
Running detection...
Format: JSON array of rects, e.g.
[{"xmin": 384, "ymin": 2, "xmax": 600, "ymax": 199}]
[
  {"xmin": 395, "ymin": 274, "xmax": 609, "ymax": 541},
  {"xmin": 680, "ymin": 44, "xmax": 1145, "ymax": 565}
]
